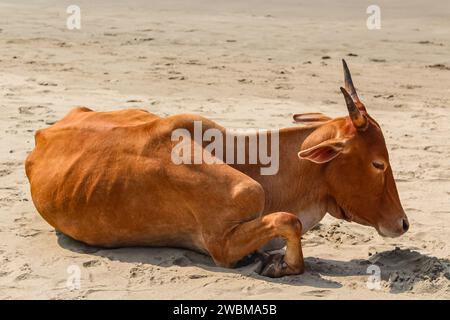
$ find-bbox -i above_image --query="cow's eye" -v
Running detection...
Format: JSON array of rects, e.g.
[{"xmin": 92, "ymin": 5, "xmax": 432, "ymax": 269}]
[{"xmin": 372, "ymin": 161, "xmax": 385, "ymax": 170}]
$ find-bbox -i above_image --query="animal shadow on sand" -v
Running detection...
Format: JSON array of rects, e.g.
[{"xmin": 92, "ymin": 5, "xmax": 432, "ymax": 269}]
[{"xmin": 56, "ymin": 232, "xmax": 449, "ymax": 293}]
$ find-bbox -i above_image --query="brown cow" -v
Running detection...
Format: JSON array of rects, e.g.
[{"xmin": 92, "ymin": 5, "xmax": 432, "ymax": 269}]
[{"xmin": 25, "ymin": 60, "xmax": 408, "ymax": 277}]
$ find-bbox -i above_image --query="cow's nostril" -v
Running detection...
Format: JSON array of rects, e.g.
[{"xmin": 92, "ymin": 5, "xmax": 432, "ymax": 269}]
[{"xmin": 402, "ymin": 218, "xmax": 409, "ymax": 232}]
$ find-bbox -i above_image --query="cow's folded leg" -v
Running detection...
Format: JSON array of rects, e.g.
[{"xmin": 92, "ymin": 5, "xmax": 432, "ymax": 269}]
[{"xmin": 206, "ymin": 212, "xmax": 304, "ymax": 278}]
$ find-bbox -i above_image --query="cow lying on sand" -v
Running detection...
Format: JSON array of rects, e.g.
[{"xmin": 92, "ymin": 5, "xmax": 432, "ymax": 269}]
[{"xmin": 25, "ymin": 60, "xmax": 408, "ymax": 277}]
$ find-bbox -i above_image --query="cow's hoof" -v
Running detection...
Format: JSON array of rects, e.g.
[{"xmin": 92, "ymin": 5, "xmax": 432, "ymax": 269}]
[
  {"xmin": 259, "ymin": 253, "xmax": 304, "ymax": 278},
  {"xmin": 235, "ymin": 251, "xmax": 269, "ymax": 268}
]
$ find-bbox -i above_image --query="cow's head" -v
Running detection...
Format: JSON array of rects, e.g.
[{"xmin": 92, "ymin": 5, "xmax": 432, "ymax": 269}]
[{"xmin": 297, "ymin": 60, "xmax": 408, "ymax": 237}]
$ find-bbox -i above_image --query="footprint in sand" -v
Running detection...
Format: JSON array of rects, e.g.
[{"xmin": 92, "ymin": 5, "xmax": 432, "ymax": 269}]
[
  {"xmin": 303, "ymin": 289, "xmax": 332, "ymax": 297},
  {"xmin": 238, "ymin": 78, "xmax": 253, "ymax": 84},
  {"xmin": 37, "ymin": 81, "xmax": 58, "ymax": 87},
  {"xmin": 370, "ymin": 58, "xmax": 386, "ymax": 63},
  {"xmin": 400, "ymin": 84, "xmax": 422, "ymax": 90},
  {"xmin": 427, "ymin": 64, "xmax": 450, "ymax": 71},
  {"xmin": 306, "ymin": 221, "xmax": 373, "ymax": 246},
  {"xmin": 18, "ymin": 105, "xmax": 52, "ymax": 115},
  {"xmin": 16, "ymin": 226, "xmax": 42, "ymax": 238},
  {"xmin": 0, "ymin": 169, "xmax": 12, "ymax": 177},
  {"xmin": 14, "ymin": 263, "xmax": 37, "ymax": 281},
  {"xmin": 417, "ymin": 40, "xmax": 444, "ymax": 46},
  {"xmin": 82, "ymin": 260, "xmax": 102, "ymax": 268},
  {"xmin": 274, "ymin": 83, "xmax": 294, "ymax": 90},
  {"xmin": 129, "ymin": 264, "xmax": 146, "ymax": 278}
]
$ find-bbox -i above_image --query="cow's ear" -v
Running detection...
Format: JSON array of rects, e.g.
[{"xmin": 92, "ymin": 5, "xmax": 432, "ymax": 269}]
[{"xmin": 298, "ymin": 139, "xmax": 346, "ymax": 164}]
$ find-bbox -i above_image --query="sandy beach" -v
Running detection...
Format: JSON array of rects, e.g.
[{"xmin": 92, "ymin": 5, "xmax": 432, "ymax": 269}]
[{"xmin": 0, "ymin": 0, "xmax": 449, "ymax": 299}]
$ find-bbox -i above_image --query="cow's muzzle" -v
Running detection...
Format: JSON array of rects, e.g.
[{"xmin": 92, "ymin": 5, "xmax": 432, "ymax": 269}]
[{"xmin": 378, "ymin": 215, "xmax": 409, "ymax": 238}]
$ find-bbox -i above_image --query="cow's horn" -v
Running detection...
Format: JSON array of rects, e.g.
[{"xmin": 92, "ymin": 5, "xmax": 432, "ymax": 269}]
[
  {"xmin": 342, "ymin": 59, "xmax": 359, "ymax": 100},
  {"xmin": 342, "ymin": 59, "xmax": 367, "ymax": 112},
  {"xmin": 340, "ymin": 87, "xmax": 367, "ymax": 130}
]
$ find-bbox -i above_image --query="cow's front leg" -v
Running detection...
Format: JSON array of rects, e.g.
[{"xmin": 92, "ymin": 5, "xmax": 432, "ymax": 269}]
[{"xmin": 205, "ymin": 212, "xmax": 304, "ymax": 278}]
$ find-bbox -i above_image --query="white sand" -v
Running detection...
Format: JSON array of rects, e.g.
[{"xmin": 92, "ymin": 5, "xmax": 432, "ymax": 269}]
[{"xmin": 0, "ymin": 0, "xmax": 449, "ymax": 299}]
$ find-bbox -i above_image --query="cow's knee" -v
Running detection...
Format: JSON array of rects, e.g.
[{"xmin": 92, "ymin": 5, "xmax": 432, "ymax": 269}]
[
  {"xmin": 231, "ymin": 181, "xmax": 265, "ymax": 217},
  {"xmin": 269, "ymin": 212, "xmax": 302, "ymax": 239}
]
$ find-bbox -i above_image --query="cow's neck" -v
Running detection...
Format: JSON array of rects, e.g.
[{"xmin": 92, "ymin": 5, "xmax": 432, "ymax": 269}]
[{"xmin": 233, "ymin": 125, "xmax": 329, "ymax": 233}]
